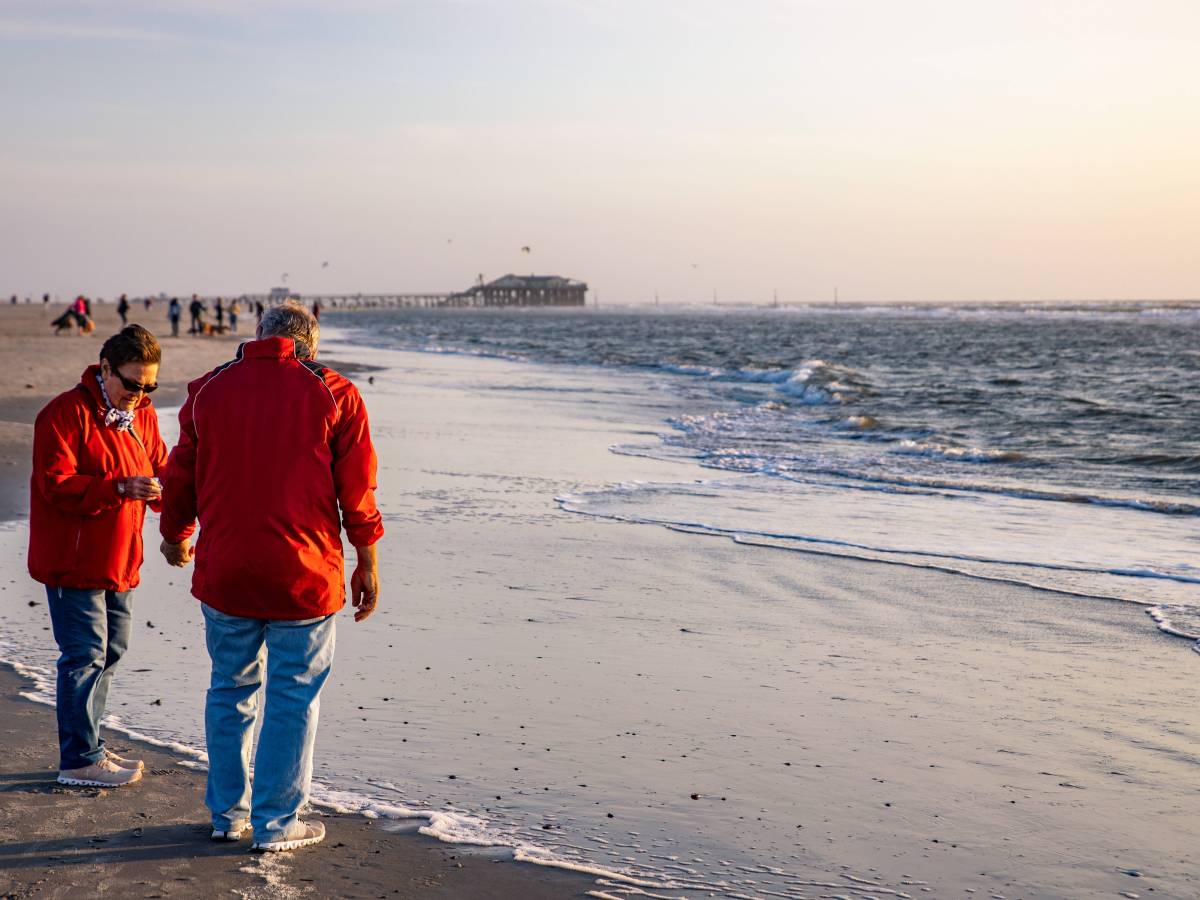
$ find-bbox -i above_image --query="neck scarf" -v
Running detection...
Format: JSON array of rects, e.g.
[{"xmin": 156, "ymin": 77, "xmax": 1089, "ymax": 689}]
[{"xmin": 96, "ymin": 373, "xmax": 136, "ymax": 432}]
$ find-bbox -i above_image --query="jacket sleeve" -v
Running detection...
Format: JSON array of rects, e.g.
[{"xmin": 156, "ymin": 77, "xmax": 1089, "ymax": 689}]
[
  {"xmin": 145, "ymin": 407, "xmax": 170, "ymax": 514},
  {"xmin": 33, "ymin": 401, "xmax": 122, "ymax": 517},
  {"xmin": 330, "ymin": 378, "xmax": 384, "ymax": 549},
  {"xmin": 159, "ymin": 384, "xmax": 200, "ymax": 543}
]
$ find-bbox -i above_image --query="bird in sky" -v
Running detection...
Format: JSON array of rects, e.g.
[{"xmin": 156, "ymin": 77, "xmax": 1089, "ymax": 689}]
[
  {"xmin": 690, "ymin": 263, "xmax": 700, "ymax": 269},
  {"xmin": 321, "ymin": 261, "xmax": 330, "ymax": 268},
  {"xmin": 520, "ymin": 246, "xmax": 531, "ymax": 254}
]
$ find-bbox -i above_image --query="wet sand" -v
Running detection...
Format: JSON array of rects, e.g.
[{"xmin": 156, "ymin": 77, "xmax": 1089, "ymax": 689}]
[
  {"xmin": 0, "ymin": 667, "xmax": 591, "ymax": 899},
  {"xmin": 0, "ymin": 304, "xmax": 590, "ymax": 899}
]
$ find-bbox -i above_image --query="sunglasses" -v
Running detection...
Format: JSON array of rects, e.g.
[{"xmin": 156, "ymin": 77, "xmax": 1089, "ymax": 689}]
[{"xmin": 109, "ymin": 366, "xmax": 158, "ymax": 394}]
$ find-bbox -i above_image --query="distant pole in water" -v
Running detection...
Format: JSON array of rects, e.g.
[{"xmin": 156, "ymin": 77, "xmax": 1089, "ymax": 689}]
[
  {"xmin": 713, "ymin": 289, "xmax": 718, "ymax": 306},
  {"xmin": 655, "ymin": 289, "xmax": 660, "ymax": 307},
  {"xmin": 834, "ymin": 286, "xmax": 839, "ymax": 307},
  {"xmin": 773, "ymin": 288, "xmax": 779, "ymax": 308}
]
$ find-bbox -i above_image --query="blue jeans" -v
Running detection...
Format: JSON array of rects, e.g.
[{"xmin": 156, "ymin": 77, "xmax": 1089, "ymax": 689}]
[
  {"xmin": 201, "ymin": 603, "xmax": 335, "ymax": 842},
  {"xmin": 45, "ymin": 586, "xmax": 133, "ymax": 770}
]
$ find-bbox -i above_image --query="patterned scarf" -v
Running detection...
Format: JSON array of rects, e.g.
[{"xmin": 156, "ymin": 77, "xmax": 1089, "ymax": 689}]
[{"xmin": 96, "ymin": 373, "xmax": 136, "ymax": 432}]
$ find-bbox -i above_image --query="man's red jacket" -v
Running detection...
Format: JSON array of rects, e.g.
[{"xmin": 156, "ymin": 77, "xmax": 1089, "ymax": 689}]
[
  {"xmin": 160, "ymin": 337, "xmax": 384, "ymax": 620},
  {"xmin": 28, "ymin": 366, "xmax": 168, "ymax": 591}
]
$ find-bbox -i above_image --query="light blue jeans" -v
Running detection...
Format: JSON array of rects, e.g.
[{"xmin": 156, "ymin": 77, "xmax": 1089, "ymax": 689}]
[
  {"xmin": 45, "ymin": 586, "xmax": 133, "ymax": 770},
  {"xmin": 201, "ymin": 603, "xmax": 335, "ymax": 842}
]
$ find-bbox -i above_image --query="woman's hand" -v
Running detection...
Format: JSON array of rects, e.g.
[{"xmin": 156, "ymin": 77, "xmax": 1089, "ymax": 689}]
[{"xmin": 122, "ymin": 476, "xmax": 162, "ymax": 501}]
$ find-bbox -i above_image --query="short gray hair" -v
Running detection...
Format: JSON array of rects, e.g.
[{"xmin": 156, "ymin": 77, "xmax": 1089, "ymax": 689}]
[{"xmin": 259, "ymin": 300, "xmax": 320, "ymax": 359}]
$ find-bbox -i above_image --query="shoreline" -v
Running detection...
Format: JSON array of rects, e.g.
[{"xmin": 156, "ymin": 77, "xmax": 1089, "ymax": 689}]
[{"xmin": 0, "ymin": 665, "xmax": 592, "ymax": 899}]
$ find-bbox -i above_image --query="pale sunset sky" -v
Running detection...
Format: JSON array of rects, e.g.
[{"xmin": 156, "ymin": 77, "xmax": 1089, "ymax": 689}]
[{"xmin": 2, "ymin": 1, "xmax": 1197, "ymax": 304}]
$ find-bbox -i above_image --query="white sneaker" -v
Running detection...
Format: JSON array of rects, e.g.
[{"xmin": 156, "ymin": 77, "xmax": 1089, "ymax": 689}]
[
  {"xmin": 211, "ymin": 819, "xmax": 251, "ymax": 841},
  {"xmin": 105, "ymin": 748, "xmax": 145, "ymax": 771},
  {"xmin": 58, "ymin": 758, "xmax": 143, "ymax": 787},
  {"xmin": 252, "ymin": 820, "xmax": 325, "ymax": 852}
]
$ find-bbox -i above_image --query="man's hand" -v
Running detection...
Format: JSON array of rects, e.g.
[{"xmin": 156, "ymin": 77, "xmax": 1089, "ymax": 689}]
[
  {"xmin": 124, "ymin": 476, "xmax": 162, "ymax": 501},
  {"xmin": 160, "ymin": 538, "xmax": 194, "ymax": 567},
  {"xmin": 350, "ymin": 543, "xmax": 379, "ymax": 623}
]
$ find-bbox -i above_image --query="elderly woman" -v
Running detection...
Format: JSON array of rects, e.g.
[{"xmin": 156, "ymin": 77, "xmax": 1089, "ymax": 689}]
[{"xmin": 28, "ymin": 324, "xmax": 168, "ymax": 787}]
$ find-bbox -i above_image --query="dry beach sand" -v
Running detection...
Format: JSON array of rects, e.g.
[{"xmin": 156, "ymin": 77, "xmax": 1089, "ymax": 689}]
[
  {"xmin": 2, "ymin": 303, "xmax": 1200, "ymax": 898},
  {"xmin": 0, "ymin": 304, "xmax": 242, "ymax": 518}
]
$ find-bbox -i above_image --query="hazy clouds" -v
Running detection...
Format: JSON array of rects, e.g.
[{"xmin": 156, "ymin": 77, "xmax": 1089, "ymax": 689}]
[{"xmin": 3, "ymin": 1, "xmax": 1198, "ymax": 303}]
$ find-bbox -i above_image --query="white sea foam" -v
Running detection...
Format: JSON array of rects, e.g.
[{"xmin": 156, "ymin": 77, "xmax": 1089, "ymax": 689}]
[
  {"xmin": 654, "ymin": 359, "xmax": 866, "ymax": 407},
  {"xmin": 675, "ymin": 447, "xmax": 1200, "ymax": 518},
  {"xmin": 893, "ymin": 439, "xmax": 1024, "ymax": 463},
  {"xmin": 556, "ymin": 471, "xmax": 1200, "ymax": 644}
]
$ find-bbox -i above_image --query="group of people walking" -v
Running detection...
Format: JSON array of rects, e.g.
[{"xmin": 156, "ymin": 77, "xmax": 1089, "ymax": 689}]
[
  {"xmin": 28, "ymin": 302, "xmax": 383, "ymax": 853},
  {"xmin": 172, "ymin": 295, "xmax": 263, "ymax": 337},
  {"xmin": 52, "ymin": 294, "xmax": 268, "ymax": 339}
]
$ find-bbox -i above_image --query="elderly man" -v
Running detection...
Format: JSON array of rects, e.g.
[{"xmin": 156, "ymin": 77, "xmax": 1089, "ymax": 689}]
[{"xmin": 159, "ymin": 301, "xmax": 383, "ymax": 852}]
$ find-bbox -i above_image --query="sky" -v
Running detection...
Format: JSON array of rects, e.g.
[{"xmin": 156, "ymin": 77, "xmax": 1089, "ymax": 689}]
[{"xmin": 2, "ymin": 0, "xmax": 1198, "ymax": 304}]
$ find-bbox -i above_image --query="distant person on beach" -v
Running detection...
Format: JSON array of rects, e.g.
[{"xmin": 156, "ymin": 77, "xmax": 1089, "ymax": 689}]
[
  {"xmin": 160, "ymin": 300, "xmax": 383, "ymax": 852},
  {"xmin": 311, "ymin": 299, "xmax": 320, "ymax": 321},
  {"xmin": 117, "ymin": 294, "xmax": 130, "ymax": 325},
  {"xmin": 255, "ymin": 300, "xmax": 265, "ymax": 325},
  {"xmin": 228, "ymin": 298, "xmax": 240, "ymax": 334},
  {"xmin": 189, "ymin": 295, "xmax": 204, "ymax": 335},
  {"xmin": 168, "ymin": 297, "xmax": 182, "ymax": 338},
  {"xmin": 28, "ymin": 325, "xmax": 167, "ymax": 788},
  {"xmin": 51, "ymin": 296, "xmax": 92, "ymax": 334},
  {"xmin": 215, "ymin": 298, "xmax": 224, "ymax": 331},
  {"xmin": 143, "ymin": 296, "xmax": 152, "ymax": 311}
]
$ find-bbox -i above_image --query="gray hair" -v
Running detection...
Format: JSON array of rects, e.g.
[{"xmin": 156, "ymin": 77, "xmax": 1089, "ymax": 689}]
[{"xmin": 259, "ymin": 300, "xmax": 320, "ymax": 359}]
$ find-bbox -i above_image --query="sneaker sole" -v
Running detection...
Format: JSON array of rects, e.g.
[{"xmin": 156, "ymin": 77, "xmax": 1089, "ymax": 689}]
[
  {"xmin": 211, "ymin": 829, "xmax": 250, "ymax": 842},
  {"xmin": 57, "ymin": 774, "xmax": 142, "ymax": 787},
  {"xmin": 252, "ymin": 833, "xmax": 325, "ymax": 852}
]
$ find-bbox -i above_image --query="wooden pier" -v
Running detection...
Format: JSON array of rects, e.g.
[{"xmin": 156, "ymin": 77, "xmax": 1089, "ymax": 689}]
[
  {"xmin": 235, "ymin": 293, "xmax": 452, "ymax": 310},
  {"xmin": 227, "ymin": 275, "xmax": 588, "ymax": 311}
]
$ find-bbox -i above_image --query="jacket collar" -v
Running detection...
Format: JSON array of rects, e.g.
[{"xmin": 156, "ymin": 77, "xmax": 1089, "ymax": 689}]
[
  {"xmin": 79, "ymin": 364, "xmax": 153, "ymax": 413},
  {"xmin": 238, "ymin": 336, "xmax": 304, "ymax": 360}
]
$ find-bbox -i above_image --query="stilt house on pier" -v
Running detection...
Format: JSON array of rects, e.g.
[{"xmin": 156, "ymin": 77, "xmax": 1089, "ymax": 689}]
[{"xmin": 446, "ymin": 274, "xmax": 588, "ymax": 307}]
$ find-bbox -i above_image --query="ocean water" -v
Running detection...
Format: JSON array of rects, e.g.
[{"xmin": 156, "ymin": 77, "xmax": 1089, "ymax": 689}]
[{"xmin": 341, "ymin": 303, "xmax": 1200, "ymax": 638}]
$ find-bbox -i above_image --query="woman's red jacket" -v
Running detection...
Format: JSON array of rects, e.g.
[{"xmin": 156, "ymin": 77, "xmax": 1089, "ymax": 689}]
[{"xmin": 28, "ymin": 366, "xmax": 168, "ymax": 591}]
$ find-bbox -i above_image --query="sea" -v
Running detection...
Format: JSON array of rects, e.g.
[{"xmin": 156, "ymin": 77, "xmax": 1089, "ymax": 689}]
[
  {"xmin": 348, "ymin": 301, "xmax": 1200, "ymax": 637},
  {"xmin": 2, "ymin": 300, "xmax": 1198, "ymax": 899}
]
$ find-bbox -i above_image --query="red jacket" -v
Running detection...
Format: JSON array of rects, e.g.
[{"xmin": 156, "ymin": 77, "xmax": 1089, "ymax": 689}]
[
  {"xmin": 28, "ymin": 366, "xmax": 169, "ymax": 591},
  {"xmin": 160, "ymin": 337, "xmax": 384, "ymax": 620}
]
